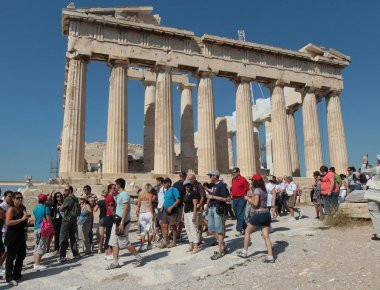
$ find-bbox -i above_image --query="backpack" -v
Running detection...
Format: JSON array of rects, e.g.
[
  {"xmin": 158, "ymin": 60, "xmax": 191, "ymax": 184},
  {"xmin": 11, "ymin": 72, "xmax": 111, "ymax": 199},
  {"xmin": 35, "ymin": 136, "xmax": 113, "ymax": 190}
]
[
  {"xmin": 70, "ymin": 196, "xmax": 81, "ymax": 218},
  {"xmin": 40, "ymin": 206, "xmax": 54, "ymax": 237}
]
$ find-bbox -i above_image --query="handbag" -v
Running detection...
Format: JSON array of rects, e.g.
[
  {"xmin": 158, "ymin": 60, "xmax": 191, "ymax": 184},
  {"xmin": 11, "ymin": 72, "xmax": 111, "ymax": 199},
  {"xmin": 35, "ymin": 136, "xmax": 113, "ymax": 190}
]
[{"xmin": 40, "ymin": 206, "xmax": 54, "ymax": 237}]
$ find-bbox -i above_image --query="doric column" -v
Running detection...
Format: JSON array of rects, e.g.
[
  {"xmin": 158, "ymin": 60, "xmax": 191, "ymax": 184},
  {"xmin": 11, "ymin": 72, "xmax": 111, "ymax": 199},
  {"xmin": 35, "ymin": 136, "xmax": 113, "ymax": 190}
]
[
  {"xmin": 326, "ymin": 91, "xmax": 348, "ymax": 174},
  {"xmin": 253, "ymin": 123, "xmax": 261, "ymax": 170},
  {"xmin": 269, "ymin": 81, "xmax": 292, "ymax": 177},
  {"xmin": 227, "ymin": 132, "xmax": 235, "ymax": 170},
  {"xmin": 197, "ymin": 72, "xmax": 217, "ymax": 175},
  {"xmin": 302, "ymin": 89, "xmax": 323, "ymax": 177},
  {"xmin": 59, "ymin": 57, "xmax": 88, "ymax": 176},
  {"xmin": 143, "ymin": 80, "xmax": 156, "ymax": 172},
  {"xmin": 180, "ymin": 83, "xmax": 196, "ymax": 172},
  {"xmin": 287, "ymin": 109, "xmax": 300, "ymax": 176},
  {"xmin": 236, "ymin": 79, "xmax": 257, "ymax": 177},
  {"xmin": 215, "ymin": 117, "xmax": 229, "ymax": 174},
  {"xmin": 105, "ymin": 61, "xmax": 128, "ymax": 174},
  {"xmin": 154, "ymin": 66, "xmax": 174, "ymax": 174},
  {"xmin": 265, "ymin": 120, "xmax": 273, "ymax": 174}
]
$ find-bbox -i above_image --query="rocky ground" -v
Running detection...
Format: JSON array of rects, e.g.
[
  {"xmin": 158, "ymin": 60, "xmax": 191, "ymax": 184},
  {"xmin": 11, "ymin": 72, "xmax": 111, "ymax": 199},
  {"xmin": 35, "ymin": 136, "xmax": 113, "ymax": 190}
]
[{"xmin": 1, "ymin": 205, "xmax": 379, "ymax": 289}]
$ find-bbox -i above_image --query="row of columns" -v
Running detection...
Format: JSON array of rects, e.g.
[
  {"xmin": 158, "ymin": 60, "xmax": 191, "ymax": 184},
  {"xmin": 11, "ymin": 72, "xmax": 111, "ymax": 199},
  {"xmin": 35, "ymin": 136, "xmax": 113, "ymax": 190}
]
[{"xmin": 59, "ymin": 57, "xmax": 348, "ymax": 178}]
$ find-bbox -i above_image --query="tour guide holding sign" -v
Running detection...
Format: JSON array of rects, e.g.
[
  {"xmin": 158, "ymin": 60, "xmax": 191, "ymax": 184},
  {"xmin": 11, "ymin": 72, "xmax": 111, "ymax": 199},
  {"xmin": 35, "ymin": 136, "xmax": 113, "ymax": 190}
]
[{"xmin": 158, "ymin": 178, "xmax": 181, "ymax": 249}]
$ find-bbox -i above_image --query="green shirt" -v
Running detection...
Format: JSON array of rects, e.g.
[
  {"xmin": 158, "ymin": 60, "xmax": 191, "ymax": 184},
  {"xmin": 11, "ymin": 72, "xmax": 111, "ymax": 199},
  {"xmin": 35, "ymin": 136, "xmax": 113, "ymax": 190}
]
[{"xmin": 62, "ymin": 195, "xmax": 78, "ymax": 221}]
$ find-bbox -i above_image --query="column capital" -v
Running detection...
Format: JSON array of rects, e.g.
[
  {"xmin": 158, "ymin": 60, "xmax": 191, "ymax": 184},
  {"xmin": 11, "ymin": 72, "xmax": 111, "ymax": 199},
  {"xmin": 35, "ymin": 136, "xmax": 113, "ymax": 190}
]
[
  {"xmin": 265, "ymin": 79, "xmax": 289, "ymax": 91},
  {"xmin": 143, "ymin": 80, "xmax": 156, "ymax": 87},
  {"xmin": 107, "ymin": 57, "xmax": 129, "ymax": 68},
  {"xmin": 287, "ymin": 104, "xmax": 300, "ymax": 115},
  {"xmin": 178, "ymin": 83, "xmax": 196, "ymax": 91},
  {"xmin": 234, "ymin": 76, "xmax": 254, "ymax": 84},
  {"xmin": 66, "ymin": 53, "xmax": 90, "ymax": 63},
  {"xmin": 194, "ymin": 70, "xmax": 215, "ymax": 78},
  {"xmin": 154, "ymin": 64, "xmax": 173, "ymax": 73},
  {"xmin": 327, "ymin": 89, "xmax": 342, "ymax": 98}
]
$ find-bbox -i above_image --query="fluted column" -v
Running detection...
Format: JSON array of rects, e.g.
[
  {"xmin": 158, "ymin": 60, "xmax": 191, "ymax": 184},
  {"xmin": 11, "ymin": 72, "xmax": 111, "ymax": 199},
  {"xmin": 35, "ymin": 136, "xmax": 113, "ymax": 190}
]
[
  {"xmin": 287, "ymin": 110, "xmax": 300, "ymax": 176},
  {"xmin": 236, "ymin": 79, "xmax": 257, "ymax": 177},
  {"xmin": 59, "ymin": 57, "xmax": 88, "ymax": 176},
  {"xmin": 180, "ymin": 83, "xmax": 196, "ymax": 172},
  {"xmin": 253, "ymin": 123, "xmax": 261, "ymax": 170},
  {"xmin": 105, "ymin": 62, "xmax": 128, "ymax": 174},
  {"xmin": 215, "ymin": 117, "xmax": 229, "ymax": 174},
  {"xmin": 302, "ymin": 90, "xmax": 323, "ymax": 177},
  {"xmin": 227, "ymin": 132, "xmax": 235, "ymax": 170},
  {"xmin": 326, "ymin": 91, "xmax": 348, "ymax": 174},
  {"xmin": 143, "ymin": 81, "xmax": 156, "ymax": 172},
  {"xmin": 197, "ymin": 72, "xmax": 217, "ymax": 175},
  {"xmin": 265, "ymin": 120, "xmax": 273, "ymax": 174},
  {"xmin": 270, "ymin": 81, "xmax": 292, "ymax": 177},
  {"xmin": 154, "ymin": 67, "xmax": 174, "ymax": 174}
]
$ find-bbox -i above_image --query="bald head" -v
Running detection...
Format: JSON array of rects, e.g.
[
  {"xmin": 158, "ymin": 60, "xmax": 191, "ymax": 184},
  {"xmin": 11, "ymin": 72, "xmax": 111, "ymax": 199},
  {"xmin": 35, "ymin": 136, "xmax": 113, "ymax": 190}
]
[{"xmin": 187, "ymin": 173, "xmax": 196, "ymax": 183}]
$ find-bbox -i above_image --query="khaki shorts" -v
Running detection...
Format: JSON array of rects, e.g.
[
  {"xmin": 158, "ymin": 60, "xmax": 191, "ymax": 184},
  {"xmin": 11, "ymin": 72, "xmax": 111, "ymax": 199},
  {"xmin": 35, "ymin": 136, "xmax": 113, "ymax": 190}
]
[
  {"xmin": 109, "ymin": 223, "xmax": 130, "ymax": 249},
  {"xmin": 162, "ymin": 210, "xmax": 178, "ymax": 226},
  {"xmin": 287, "ymin": 195, "xmax": 296, "ymax": 208},
  {"xmin": 34, "ymin": 230, "xmax": 48, "ymax": 255}
]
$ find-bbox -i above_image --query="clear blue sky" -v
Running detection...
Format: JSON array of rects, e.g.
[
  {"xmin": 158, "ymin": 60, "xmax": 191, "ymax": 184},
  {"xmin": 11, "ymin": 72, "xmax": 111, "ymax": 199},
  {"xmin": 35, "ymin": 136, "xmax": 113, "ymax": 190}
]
[{"xmin": 0, "ymin": 0, "xmax": 379, "ymax": 182}]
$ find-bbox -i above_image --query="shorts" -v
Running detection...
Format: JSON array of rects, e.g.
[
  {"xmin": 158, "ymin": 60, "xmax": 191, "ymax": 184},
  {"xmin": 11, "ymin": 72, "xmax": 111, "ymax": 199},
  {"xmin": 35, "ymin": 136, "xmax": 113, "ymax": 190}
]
[
  {"xmin": 162, "ymin": 210, "xmax": 179, "ymax": 226},
  {"xmin": 109, "ymin": 222, "xmax": 130, "ymax": 249},
  {"xmin": 207, "ymin": 206, "xmax": 224, "ymax": 234},
  {"xmin": 34, "ymin": 229, "xmax": 48, "ymax": 255},
  {"xmin": 249, "ymin": 211, "xmax": 271, "ymax": 227},
  {"xmin": 177, "ymin": 206, "xmax": 184, "ymax": 223},
  {"xmin": 139, "ymin": 212, "xmax": 153, "ymax": 235},
  {"xmin": 157, "ymin": 210, "xmax": 163, "ymax": 221},
  {"xmin": 99, "ymin": 217, "xmax": 106, "ymax": 227},
  {"xmin": 287, "ymin": 195, "xmax": 296, "ymax": 208}
]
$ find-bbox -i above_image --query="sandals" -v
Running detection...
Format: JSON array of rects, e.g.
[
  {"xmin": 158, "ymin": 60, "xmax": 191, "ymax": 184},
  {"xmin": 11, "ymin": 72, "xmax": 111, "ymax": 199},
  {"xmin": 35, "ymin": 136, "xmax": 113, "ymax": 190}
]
[{"xmin": 210, "ymin": 251, "xmax": 224, "ymax": 260}]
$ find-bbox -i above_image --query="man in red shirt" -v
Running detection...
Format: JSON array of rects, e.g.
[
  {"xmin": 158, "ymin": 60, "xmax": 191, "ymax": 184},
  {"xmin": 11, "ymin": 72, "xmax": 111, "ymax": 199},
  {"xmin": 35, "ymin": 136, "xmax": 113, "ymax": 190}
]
[
  {"xmin": 104, "ymin": 184, "xmax": 117, "ymax": 260},
  {"xmin": 320, "ymin": 166, "xmax": 336, "ymax": 215},
  {"xmin": 231, "ymin": 167, "xmax": 250, "ymax": 236}
]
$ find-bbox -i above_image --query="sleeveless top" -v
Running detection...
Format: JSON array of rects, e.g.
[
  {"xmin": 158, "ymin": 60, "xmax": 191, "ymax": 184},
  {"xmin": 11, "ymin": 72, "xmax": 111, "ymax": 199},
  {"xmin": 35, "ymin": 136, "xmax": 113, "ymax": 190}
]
[
  {"xmin": 140, "ymin": 200, "xmax": 151, "ymax": 213},
  {"xmin": 78, "ymin": 207, "xmax": 89, "ymax": 225},
  {"xmin": 6, "ymin": 207, "xmax": 26, "ymax": 245}
]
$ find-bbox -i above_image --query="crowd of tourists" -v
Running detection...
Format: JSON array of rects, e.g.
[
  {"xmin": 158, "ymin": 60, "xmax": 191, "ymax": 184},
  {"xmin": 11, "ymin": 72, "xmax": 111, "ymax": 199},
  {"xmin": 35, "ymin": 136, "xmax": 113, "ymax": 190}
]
[{"xmin": 0, "ymin": 156, "xmax": 379, "ymax": 286}]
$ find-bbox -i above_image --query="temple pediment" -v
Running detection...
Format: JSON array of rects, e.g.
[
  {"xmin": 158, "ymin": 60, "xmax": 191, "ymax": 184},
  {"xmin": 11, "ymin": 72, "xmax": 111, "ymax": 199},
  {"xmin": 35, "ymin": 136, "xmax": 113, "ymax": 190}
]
[{"xmin": 299, "ymin": 43, "xmax": 351, "ymax": 63}]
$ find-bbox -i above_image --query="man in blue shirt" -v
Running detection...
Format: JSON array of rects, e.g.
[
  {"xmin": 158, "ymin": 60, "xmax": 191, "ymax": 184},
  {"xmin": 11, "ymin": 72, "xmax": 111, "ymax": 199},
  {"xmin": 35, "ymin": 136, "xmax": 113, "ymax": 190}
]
[
  {"xmin": 106, "ymin": 178, "xmax": 143, "ymax": 270},
  {"xmin": 158, "ymin": 178, "xmax": 181, "ymax": 249}
]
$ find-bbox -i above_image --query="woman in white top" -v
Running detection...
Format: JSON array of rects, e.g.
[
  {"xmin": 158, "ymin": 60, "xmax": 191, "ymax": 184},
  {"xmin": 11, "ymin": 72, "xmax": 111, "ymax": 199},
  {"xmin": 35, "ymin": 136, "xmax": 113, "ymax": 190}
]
[{"xmin": 136, "ymin": 183, "xmax": 154, "ymax": 252}]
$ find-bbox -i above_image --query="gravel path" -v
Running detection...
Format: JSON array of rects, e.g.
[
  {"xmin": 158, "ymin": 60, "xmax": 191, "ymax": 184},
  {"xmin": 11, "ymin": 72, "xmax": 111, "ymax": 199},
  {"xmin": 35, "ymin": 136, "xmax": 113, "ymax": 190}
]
[{"xmin": 1, "ymin": 205, "xmax": 379, "ymax": 289}]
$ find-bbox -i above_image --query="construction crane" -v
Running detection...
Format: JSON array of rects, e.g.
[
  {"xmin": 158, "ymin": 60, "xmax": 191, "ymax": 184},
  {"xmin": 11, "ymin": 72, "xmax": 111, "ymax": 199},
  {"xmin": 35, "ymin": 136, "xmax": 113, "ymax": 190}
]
[{"xmin": 237, "ymin": 30, "xmax": 265, "ymax": 102}]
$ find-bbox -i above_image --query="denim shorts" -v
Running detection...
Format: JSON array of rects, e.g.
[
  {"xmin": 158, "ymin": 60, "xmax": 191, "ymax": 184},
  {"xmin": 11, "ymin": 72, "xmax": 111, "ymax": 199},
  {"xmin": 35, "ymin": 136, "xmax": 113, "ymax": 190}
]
[
  {"xmin": 207, "ymin": 206, "xmax": 224, "ymax": 234},
  {"xmin": 249, "ymin": 211, "xmax": 271, "ymax": 227}
]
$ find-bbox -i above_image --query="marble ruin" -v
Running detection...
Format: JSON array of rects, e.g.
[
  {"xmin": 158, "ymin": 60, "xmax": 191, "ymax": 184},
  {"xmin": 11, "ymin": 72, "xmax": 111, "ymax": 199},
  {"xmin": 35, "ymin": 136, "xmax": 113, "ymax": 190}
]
[{"xmin": 58, "ymin": 5, "xmax": 351, "ymax": 182}]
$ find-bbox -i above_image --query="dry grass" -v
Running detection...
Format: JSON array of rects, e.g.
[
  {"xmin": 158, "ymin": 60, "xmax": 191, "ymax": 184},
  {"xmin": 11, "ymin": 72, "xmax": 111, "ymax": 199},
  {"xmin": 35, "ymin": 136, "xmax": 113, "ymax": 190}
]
[{"xmin": 324, "ymin": 210, "xmax": 371, "ymax": 228}]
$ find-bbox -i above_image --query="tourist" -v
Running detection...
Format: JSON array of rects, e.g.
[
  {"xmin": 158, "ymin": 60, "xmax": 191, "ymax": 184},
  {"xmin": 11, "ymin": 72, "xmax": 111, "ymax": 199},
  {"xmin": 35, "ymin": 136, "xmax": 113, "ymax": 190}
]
[
  {"xmin": 311, "ymin": 171, "xmax": 323, "ymax": 219},
  {"xmin": 4, "ymin": 192, "xmax": 28, "ymax": 286},
  {"xmin": 50, "ymin": 192, "xmax": 64, "ymax": 255},
  {"xmin": 339, "ymin": 174, "xmax": 349, "ymax": 204},
  {"xmin": 104, "ymin": 184, "xmax": 116, "ymax": 260},
  {"xmin": 154, "ymin": 177, "xmax": 165, "ymax": 243},
  {"xmin": 231, "ymin": 167, "xmax": 249, "ymax": 237},
  {"xmin": 106, "ymin": 178, "xmax": 142, "ymax": 270},
  {"xmin": 78, "ymin": 194, "xmax": 92, "ymax": 255},
  {"xmin": 182, "ymin": 180, "xmax": 200, "ymax": 253},
  {"xmin": 275, "ymin": 177, "xmax": 285, "ymax": 215},
  {"xmin": 265, "ymin": 176, "xmax": 276, "ymax": 217},
  {"xmin": 329, "ymin": 167, "xmax": 341, "ymax": 210},
  {"xmin": 32, "ymin": 194, "xmax": 51, "ymax": 270},
  {"xmin": 285, "ymin": 176, "xmax": 302, "ymax": 221},
  {"xmin": 236, "ymin": 174, "xmax": 274, "ymax": 263},
  {"xmin": 320, "ymin": 166, "xmax": 336, "ymax": 215},
  {"xmin": 59, "ymin": 185, "xmax": 80, "ymax": 263},
  {"xmin": 0, "ymin": 190, "xmax": 13, "ymax": 273},
  {"xmin": 158, "ymin": 178, "xmax": 181, "ymax": 249},
  {"xmin": 347, "ymin": 166, "xmax": 361, "ymax": 191},
  {"xmin": 205, "ymin": 170, "xmax": 229, "ymax": 260},
  {"xmin": 136, "ymin": 183, "xmax": 154, "ymax": 252},
  {"xmin": 187, "ymin": 173, "xmax": 206, "ymax": 244},
  {"xmin": 173, "ymin": 171, "xmax": 187, "ymax": 241},
  {"xmin": 83, "ymin": 185, "xmax": 98, "ymax": 250},
  {"xmin": 94, "ymin": 191, "xmax": 107, "ymax": 254}
]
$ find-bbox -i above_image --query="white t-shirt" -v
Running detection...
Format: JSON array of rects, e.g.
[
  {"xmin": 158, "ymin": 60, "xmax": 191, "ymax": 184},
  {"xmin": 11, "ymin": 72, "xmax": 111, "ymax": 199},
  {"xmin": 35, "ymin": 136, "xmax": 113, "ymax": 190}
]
[
  {"xmin": 0, "ymin": 201, "xmax": 10, "ymax": 233},
  {"xmin": 275, "ymin": 182, "xmax": 285, "ymax": 193},
  {"xmin": 157, "ymin": 187, "xmax": 165, "ymax": 209},
  {"xmin": 286, "ymin": 182, "xmax": 297, "ymax": 196},
  {"xmin": 265, "ymin": 183, "xmax": 275, "ymax": 207}
]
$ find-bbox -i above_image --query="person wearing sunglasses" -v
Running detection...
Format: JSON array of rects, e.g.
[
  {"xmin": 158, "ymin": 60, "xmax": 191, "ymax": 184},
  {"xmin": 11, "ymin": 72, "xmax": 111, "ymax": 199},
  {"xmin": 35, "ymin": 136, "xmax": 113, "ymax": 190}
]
[{"xmin": 4, "ymin": 192, "xmax": 28, "ymax": 286}]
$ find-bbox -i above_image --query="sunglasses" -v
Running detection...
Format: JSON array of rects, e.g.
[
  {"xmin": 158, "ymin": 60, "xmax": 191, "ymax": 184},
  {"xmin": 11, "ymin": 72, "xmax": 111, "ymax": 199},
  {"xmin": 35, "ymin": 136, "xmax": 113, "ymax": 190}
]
[
  {"xmin": 57, "ymin": 195, "xmax": 63, "ymax": 198},
  {"xmin": 232, "ymin": 171, "xmax": 238, "ymax": 174},
  {"xmin": 15, "ymin": 196, "xmax": 23, "ymax": 200}
]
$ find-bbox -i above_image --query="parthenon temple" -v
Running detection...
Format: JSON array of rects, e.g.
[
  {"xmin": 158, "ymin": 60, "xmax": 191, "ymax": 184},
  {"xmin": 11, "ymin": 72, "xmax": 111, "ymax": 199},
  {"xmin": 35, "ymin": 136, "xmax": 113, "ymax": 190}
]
[{"xmin": 58, "ymin": 4, "xmax": 351, "ymax": 181}]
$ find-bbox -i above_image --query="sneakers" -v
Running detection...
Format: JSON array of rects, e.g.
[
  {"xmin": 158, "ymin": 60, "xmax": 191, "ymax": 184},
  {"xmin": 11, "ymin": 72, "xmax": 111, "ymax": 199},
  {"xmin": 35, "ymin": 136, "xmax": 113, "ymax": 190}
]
[
  {"xmin": 8, "ymin": 280, "xmax": 18, "ymax": 286},
  {"xmin": 236, "ymin": 249, "xmax": 248, "ymax": 258},
  {"xmin": 133, "ymin": 254, "xmax": 143, "ymax": 267},
  {"xmin": 371, "ymin": 234, "xmax": 380, "ymax": 241},
  {"xmin": 33, "ymin": 264, "xmax": 47, "ymax": 271},
  {"xmin": 210, "ymin": 251, "xmax": 224, "ymax": 260},
  {"xmin": 298, "ymin": 210, "xmax": 303, "ymax": 219},
  {"xmin": 104, "ymin": 255, "xmax": 113, "ymax": 261},
  {"xmin": 167, "ymin": 241, "xmax": 176, "ymax": 248},
  {"xmin": 235, "ymin": 231, "xmax": 244, "ymax": 237},
  {"xmin": 288, "ymin": 217, "xmax": 296, "ymax": 222},
  {"xmin": 263, "ymin": 256, "xmax": 275, "ymax": 263},
  {"xmin": 105, "ymin": 262, "xmax": 121, "ymax": 270},
  {"xmin": 138, "ymin": 246, "xmax": 144, "ymax": 253},
  {"xmin": 58, "ymin": 257, "xmax": 67, "ymax": 263}
]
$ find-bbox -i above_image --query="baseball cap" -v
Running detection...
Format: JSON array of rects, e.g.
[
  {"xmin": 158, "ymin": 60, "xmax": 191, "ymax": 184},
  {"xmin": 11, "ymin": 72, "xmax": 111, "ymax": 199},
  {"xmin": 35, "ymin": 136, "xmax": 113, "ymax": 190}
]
[
  {"xmin": 249, "ymin": 173, "xmax": 263, "ymax": 181},
  {"xmin": 163, "ymin": 178, "xmax": 172, "ymax": 184},
  {"xmin": 183, "ymin": 180, "xmax": 192, "ymax": 187},
  {"xmin": 38, "ymin": 194, "xmax": 48, "ymax": 203},
  {"xmin": 207, "ymin": 170, "xmax": 220, "ymax": 177}
]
